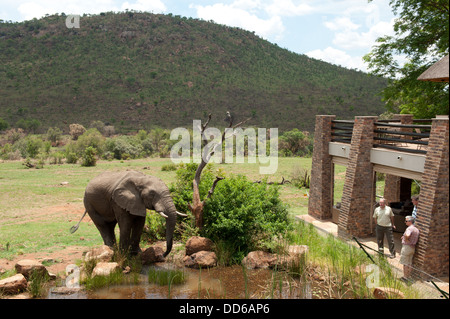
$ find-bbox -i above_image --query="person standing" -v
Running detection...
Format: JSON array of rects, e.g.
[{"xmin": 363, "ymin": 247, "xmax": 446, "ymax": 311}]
[
  {"xmin": 373, "ymin": 198, "xmax": 396, "ymax": 258},
  {"xmin": 400, "ymin": 216, "xmax": 420, "ymax": 282}
]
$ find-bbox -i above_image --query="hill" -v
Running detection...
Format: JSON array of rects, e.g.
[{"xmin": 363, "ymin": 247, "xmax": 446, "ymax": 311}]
[{"xmin": 0, "ymin": 11, "xmax": 387, "ymax": 133}]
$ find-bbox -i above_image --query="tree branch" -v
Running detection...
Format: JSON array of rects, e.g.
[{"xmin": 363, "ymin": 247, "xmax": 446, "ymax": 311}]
[{"xmin": 204, "ymin": 176, "xmax": 225, "ymax": 203}]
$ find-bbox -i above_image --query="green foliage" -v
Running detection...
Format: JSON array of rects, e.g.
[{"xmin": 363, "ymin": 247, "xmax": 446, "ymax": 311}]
[
  {"xmin": 0, "ymin": 12, "xmax": 387, "ymax": 134},
  {"xmin": 202, "ymin": 175, "xmax": 292, "ymax": 262},
  {"xmin": 0, "ymin": 117, "xmax": 9, "ymax": 131},
  {"xmin": 14, "ymin": 135, "xmax": 44, "ymax": 158},
  {"xmin": 148, "ymin": 267, "xmax": 187, "ymax": 286},
  {"xmin": 170, "ymin": 162, "xmax": 217, "ymax": 214},
  {"xmin": 105, "ymin": 135, "xmax": 144, "ymax": 160},
  {"xmin": 81, "ymin": 146, "xmax": 97, "ymax": 167},
  {"xmin": 143, "ymin": 212, "xmax": 166, "ymax": 242},
  {"xmin": 46, "ymin": 127, "xmax": 62, "ymax": 144},
  {"xmin": 364, "ymin": 0, "xmax": 449, "ymax": 118},
  {"xmin": 15, "ymin": 118, "xmax": 41, "ymax": 133},
  {"xmin": 279, "ymin": 128, "xmax": 313, "ymax": 157}
]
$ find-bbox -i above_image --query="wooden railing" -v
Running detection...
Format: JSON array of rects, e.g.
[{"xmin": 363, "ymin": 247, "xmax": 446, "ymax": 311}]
[
  {"xmin": 330, "ymin": 119, "xmax": 432, "ymax": 155},
  {"xmin": 331, "ymin": 120, "xmax": 354, "ymax": 144},
  {"xmin": 373, "ymin": 120, "xmax": 431, "ymax": 155}
]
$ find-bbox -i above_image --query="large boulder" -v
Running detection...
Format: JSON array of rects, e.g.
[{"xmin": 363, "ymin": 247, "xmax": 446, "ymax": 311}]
[
  {"xmin": 0, "ymin": 274, "xmax": 28, "ymax": 294},
  {"xmin": 185, "ymin": 236, "xmax": 214, "ymax": 255},
  {"xmin": 242, "ymin": 245, "xmax": 309, "ymax": 270},
  {"xmin": 183, "ymin": 251, "xmax": 218, "ymax": 268},
  {"xmin": 84, "ymin": 245, "xmax": 114, "ymax": 262},
  {"xmin": 141, "ymin": 241, "xmax": 166, "ymax": 265},
  {"xmin": 242, "ymin": 251, "xmax": 277, "ymax": 269},
  {"xmin": 92, "ymin": 262, "xmax": 120, "ymax": 277},
  {"xmin": 15, "ymin": 259, "xmax": 48, "ymax": 279}
]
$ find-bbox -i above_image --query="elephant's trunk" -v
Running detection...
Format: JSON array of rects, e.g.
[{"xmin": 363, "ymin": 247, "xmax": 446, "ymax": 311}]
[{"xmin": 161, "ymin": 196, "xmax": 177, "ymax": 257}]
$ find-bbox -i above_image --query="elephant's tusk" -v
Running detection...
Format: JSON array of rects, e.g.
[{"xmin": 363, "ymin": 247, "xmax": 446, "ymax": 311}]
[
  {"xmin": 176, "ymin": 211, "xmax": 188, "ymax": 217},
  {"xmin": 158, "ymin": 211, "xmax": 169, "ymax": 218}
]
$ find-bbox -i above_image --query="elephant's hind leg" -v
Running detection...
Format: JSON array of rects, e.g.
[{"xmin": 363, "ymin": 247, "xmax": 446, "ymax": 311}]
[{"xmin": 86, "ymin": 207, "xmax": 117, "ymax": 247}]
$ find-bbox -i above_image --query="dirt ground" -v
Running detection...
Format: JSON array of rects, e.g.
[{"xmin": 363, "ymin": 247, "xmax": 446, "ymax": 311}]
[{"xmin": 0, "ymin": 203, "xmax": 94, "ymax": 276}]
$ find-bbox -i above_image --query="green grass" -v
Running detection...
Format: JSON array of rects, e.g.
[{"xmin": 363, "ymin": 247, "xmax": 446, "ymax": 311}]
[{"xmin": 0, "ymin": 157, "xmax": 312, "ymax": 259}]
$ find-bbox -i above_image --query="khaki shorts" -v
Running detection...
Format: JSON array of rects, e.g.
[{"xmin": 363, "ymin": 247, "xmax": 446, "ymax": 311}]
[{"xmin": 400, "ymin": 245, "xmax": 415, "ymax": 265}]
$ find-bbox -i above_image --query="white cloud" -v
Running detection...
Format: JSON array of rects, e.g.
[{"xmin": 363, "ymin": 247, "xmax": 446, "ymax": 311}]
[
  {"xmin": 306, "ymin": 46, "xmax": 366, "ymax": 71},
  {"xmin": 324, "ymin": 17, "xmax": 359, "ymax": 32},
  {"xmin": 191, "ymin": 1, "xmax": 285, "ymax": 40},
  {"xmin": 331, "ymin": 18, "xmax": 395, "ymax": 50},
  {"xmin": 264, "ymin": 0, "xmax": 314, "ymax": 17}
]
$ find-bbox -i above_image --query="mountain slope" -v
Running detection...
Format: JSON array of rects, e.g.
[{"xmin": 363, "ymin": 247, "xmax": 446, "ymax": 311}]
[{"xmin": 0, "ymin": 11, "xmax": 387, "ymax": 133}]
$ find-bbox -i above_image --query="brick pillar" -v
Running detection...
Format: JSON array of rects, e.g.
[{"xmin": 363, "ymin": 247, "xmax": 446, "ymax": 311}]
[
  {"xmin": 414, "ymin": 116, "xmax": 449, "ymax": 277},
  {"xmin": 384, "ymin": 114, "xmax": 413, "ymax": 204},
  {"xmin": 308, "ymin": 115, "xmax": 336, "ymax": 220},
  {"xmin": 338, "ymin": 116, "xmax": 377, "ymax": 238}
]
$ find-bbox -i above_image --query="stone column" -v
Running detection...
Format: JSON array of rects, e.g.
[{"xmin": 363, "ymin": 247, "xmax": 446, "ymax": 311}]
[
  {"xmin": 308, "ymin": 115, "xmax": 335, "ymax": 220},
  {"xmin": 414, "ymin": 116, "xmax": 449, "ymax": 277},
  {"xmin": 338, "ymin": 116, "xmax": 377, "ymax": 238}
]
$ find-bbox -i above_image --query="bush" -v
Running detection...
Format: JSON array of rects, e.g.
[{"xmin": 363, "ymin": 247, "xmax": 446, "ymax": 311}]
[
  {"xmin": 202, "ymin": 175, "xmax": 292, "ymax": 263},
  {"xmin": 105, "ymin": 135, "xmax": 142, "ymax": 160},
  {"xmin": 14, "ymin": 135, "xmax": 44, "ymax": 158},
  {"xmin": 170, "ymin": 163, "xmax": 216, "ymax": 215},
  {"xmin": 81, "ymin": 146, "xmax": 97, "ymax": 167}
]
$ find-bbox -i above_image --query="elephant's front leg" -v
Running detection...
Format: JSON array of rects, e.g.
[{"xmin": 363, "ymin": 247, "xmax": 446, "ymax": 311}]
[
  {"xmin": 114, "ymin": 206, "xmax": 134, "ymax": 254},
  {"xmin": 130, "ymin": 215, "xmax": 145, "ymax": 255}
]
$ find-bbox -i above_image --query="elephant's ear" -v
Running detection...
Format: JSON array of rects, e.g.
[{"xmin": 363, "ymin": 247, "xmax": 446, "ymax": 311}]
[{"xmin": 112, "ymin": 179, "xmax": 146, "ymax": 217}]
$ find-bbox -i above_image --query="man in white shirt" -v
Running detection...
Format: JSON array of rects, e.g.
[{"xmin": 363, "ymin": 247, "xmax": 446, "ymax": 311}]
[{"xmin": 373, "ymin": 198, "xmax": 396, "ymax": 258}]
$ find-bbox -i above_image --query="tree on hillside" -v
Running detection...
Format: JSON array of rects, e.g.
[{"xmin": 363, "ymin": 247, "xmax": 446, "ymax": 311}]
[{"xmin": 364, "ymin": 0, "xmax": 449, "ymax": 118}]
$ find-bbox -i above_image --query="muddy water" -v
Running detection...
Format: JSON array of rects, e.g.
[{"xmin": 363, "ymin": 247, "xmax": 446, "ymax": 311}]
[{"xmin": 48, "ymin": 264, "xmax": 315, "ymax": 299}]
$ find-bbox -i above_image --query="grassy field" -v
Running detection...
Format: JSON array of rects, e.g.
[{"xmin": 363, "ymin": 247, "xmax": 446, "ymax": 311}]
[
  {"xmin": 0, "ymin": 157, "xmax": 314, "ymax": 259},
  {"xmin": 0, "ymin": 156, "xmax": 387, "ymax": 261}
]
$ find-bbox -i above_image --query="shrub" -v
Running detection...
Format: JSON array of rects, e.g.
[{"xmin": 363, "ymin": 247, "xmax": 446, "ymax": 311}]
[
  {"xmin": 105, "ymin": 135, "xmax": 142, "ymax": 160},
  {"xmin": 14, "ymin": 135, "xmax": 43, "ymax": 158},
  {"xmin": 81, "ymin": 146, "xmax": 97, "ymax": 166},
  {"xmin": 69, "ymin": 123, "xmax": 86, "ymax": 140},
  {"xmin": 0, "ymin": 117, "xmax": 9, "ymax": 131},
  {"xmin": 202, "ymin": 175, "xmax": 292, "ymax": 263},
  {"xmin": 46, "ymin": 127, "xmax": 62, "ymax": 145}
]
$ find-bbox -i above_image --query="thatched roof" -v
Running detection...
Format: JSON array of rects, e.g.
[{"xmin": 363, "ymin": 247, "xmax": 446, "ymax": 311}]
[{"xmin": 417, "ymin": 55, "xmax": 449, "ymax": 82}]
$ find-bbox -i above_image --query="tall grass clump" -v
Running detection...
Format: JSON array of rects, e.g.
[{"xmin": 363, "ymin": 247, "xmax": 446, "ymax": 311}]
[
  {"xmin": 287, "ymin": 220, "xmax": 413, "ymax": 298},
  {"xmin": 148, "ymin": 268, "xmax": 187, "ymax": 286}
]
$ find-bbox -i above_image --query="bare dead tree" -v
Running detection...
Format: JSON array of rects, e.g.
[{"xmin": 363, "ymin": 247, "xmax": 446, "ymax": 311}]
[{"xmin": 188, "ymin": 112, "xmax": 251, "ymax": 229}]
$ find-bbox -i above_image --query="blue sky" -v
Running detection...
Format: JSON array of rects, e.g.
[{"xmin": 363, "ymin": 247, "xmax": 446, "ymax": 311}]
[{"xmin": 0, "ymin": 0, "xmax": 397, "ymax": 71}]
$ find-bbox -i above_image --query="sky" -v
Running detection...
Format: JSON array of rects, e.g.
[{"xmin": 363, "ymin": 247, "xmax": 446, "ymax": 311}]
[{"xmin": 0, "ymin": 0, "xmax": 398, "ymax": 72}]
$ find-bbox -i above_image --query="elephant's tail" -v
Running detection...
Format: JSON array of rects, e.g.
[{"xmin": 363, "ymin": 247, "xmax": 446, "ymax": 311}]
[{"xmin": 69, "ymin": 211, "xmax": 88, "ymax": 234}]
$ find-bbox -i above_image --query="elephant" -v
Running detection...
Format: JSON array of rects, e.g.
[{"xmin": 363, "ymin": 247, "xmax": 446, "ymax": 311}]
[{"xmin": 70, "ymin": 170, "xmax": 186, "ymax": 256}]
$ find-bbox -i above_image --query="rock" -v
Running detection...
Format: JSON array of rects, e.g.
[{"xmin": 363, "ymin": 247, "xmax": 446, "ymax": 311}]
[
  {"xmin": 242, "ymin": 251, "xmax": 277, "ymax": 269},
  {"xmin": 0, "ymin": 274, "xmax": 28, "ymax": 294},
  {"xmin": 51, "ymin": 287, "xmax": 80, "ymax": 295},
  {"xmin": 185, "ymin": 236, "xmax": 214, "ymax": 255},
  {"xmin": 92, "ymin": 262, "xmax": 120, "ymax": 277},
  {"xmin": 84, "ymin": 245, "xmax": 114, "ymax": 262},
  {"xmin": 15, "ymin": 259, "xmax": 48, "ymax": 279},
  {"xmin": 242, "ymin": 246, "xmax": 309, "ymax": 270},
  {"xmin": 373, "ymin": 287, "xmax": 405, "ymax": 299},
  {"xmin": 183, "ymin": 251, "xmax": 217, "ymax": 268},
  {"xmin": 141, "ymin": 242, "xmax": 166, "ymax": 265},
  {"xmin": 288, "ymin": 245, "xmax": 308, "ymax": 257}
]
